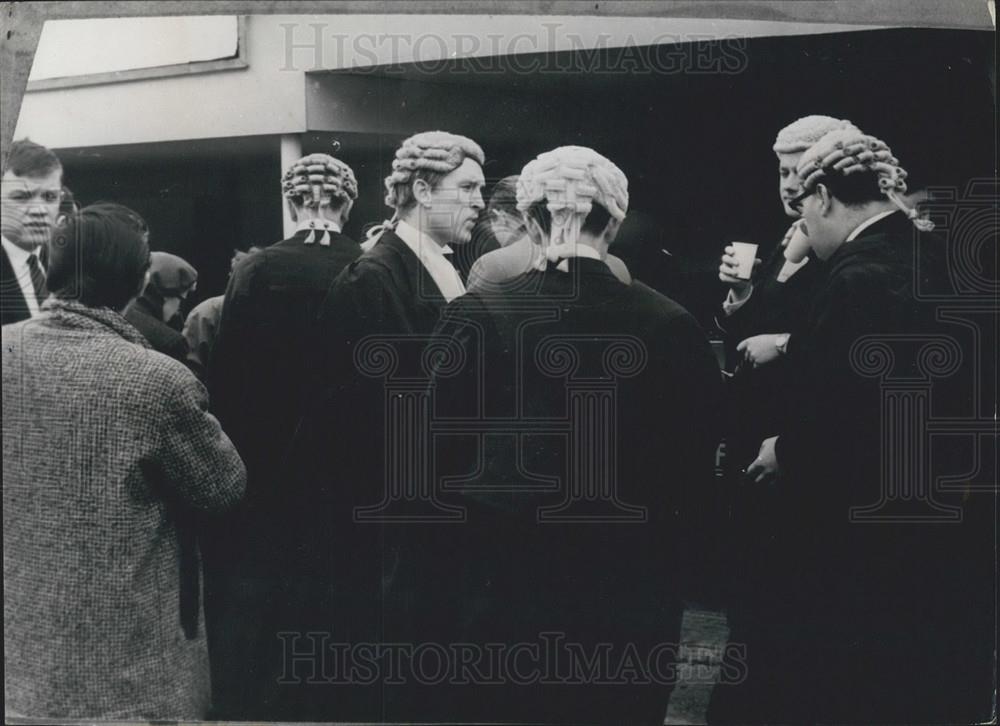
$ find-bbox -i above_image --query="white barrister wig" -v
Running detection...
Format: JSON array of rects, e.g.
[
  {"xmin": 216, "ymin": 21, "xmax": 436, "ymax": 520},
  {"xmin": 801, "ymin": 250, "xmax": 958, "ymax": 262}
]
[
  {"xmin": 515, "ymin": 146, "xmax": 629, "ymax": 254},
  {"xmin": 773, "ymin": 115, "xmax": 860, "ymax": 154},
  {"xmin": 797, "ymin": 127, "xmax": 933, "ymax": 231}
]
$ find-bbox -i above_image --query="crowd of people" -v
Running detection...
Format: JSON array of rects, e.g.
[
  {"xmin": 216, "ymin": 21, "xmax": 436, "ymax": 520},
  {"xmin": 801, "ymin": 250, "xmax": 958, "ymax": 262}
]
[{"xmin": 1, "ymin": 119, "xmax": 992, "ymax": 724}]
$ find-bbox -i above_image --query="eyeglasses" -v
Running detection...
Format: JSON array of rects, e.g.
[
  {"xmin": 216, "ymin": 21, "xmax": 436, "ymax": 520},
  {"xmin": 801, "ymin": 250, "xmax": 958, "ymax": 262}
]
[{"xmin": 787, "ymin": 187, "xmax": 816, "ymax": 214}]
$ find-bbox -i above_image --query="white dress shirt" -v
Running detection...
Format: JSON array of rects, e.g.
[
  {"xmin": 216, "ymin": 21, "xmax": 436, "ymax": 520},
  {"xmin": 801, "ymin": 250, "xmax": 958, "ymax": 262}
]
[
  {"xmin": 393, "ymin": 220, "xmax": 466, "ymax": 302},
  {"xmin": 2, "ymin": 236, "xmax": 44, "ymax": 317},
  {"xmin": 546, "ymin": 241, "xmax": 603, "ymax": 272}
]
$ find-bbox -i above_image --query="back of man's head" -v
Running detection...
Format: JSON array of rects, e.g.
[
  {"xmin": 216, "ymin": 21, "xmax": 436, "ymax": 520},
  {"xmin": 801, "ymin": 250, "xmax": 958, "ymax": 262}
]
[
  {"xmin": 47, "ymin": 203, "xmax": 150, "ymax": 311},
  {"xmin": 796, "ymin": 128, "xmax": 931, "ymax": 230},
  {"xmin": 282, "ymin": 153, "xmax": 358, "ymax": 213},
  {"xmin": 488, "ymin": 175, "xmax": 521, "ymax": 217},
  {"xmin": 516, "ymin": 146, "xmax": 627, "ymax": 250},
  {"xmin": 815, "ymin": 170, "xmax": 886, "ymax": 208}
]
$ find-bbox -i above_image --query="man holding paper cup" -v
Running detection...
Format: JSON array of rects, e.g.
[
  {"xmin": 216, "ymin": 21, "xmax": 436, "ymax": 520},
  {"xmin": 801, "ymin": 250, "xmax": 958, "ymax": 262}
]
[
  {"xmin": 735, "ymin": 125, "xmax": 992, "ymax": 725},
  {"xmin": 709, "ymin": 116, "xmax": 861, "ymax": 724},
  {"xmin": 717, "ymin": 115, "xmax": 858, "ymax": 365},
  {"xmin": 715, "ymin": 116, "xmax": 857, "ymax": 475}
]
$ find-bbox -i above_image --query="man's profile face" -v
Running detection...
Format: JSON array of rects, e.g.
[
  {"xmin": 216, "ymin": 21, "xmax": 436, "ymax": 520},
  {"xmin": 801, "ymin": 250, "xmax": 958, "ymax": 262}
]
[
  {"xmin": 419, "ymin": 158, "xmax": 486, "ymax": 246},
  {"xmin": 776, "ymin": 151, "xmax": 804, "ymax": 218},
  {"xmin": 1, "ymin": 168, "xmax": 63, "ymax": 251}
]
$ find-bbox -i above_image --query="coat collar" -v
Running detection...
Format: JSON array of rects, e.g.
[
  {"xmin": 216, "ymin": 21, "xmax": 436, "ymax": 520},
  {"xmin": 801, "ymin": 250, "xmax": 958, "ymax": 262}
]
[
  {"xmin": 828, "ymin": 210, "xmax": 913, "ymax": 267},
  {"xmin": 42, "ymin": 298, "xmax": 151, "ymax": 348},
  {"xmin": 372, "ymin": 230, "xmax": 449, "ymax": 307},
  {"xmin": 535, "ymin": 256, "xmax": 627, "ymax": 302},
  {"xmin": 544, "ymin": 255, "xmax": 623, "ymax": 281},
  {"xmin": 845, "ymin": 209, "xmax": 901, "ymax": 242}
]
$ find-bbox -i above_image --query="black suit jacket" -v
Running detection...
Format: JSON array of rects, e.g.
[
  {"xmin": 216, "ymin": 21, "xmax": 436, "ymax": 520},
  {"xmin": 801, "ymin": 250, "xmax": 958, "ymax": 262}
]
[
  {"xmin": 2, "ymin": 246, "xmax": 34, "ymax": 327},
  {"xmin": 270, "ymin": 230, "xmax": 460, "ymax": 719},
  {"xmin": 318, "ymin": 229, "xmax": 450, "ymax": 339},
  {"xmin": 285, "ymin": 256, "xmax": 723, "ymax": 722},
  {"xmin": 382, "ymin": 258, "xmax": 725, "ymax": 723},
  {"xmin": 210, "ymin": 229, "xmax": 361, "ymax": 484},
  {"xmin": 756, "ymin": 211, "xmax": 994, "ymax": 723}
]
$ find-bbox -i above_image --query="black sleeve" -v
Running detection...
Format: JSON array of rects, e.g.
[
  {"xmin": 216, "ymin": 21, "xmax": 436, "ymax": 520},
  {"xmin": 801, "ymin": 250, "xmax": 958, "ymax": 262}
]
[
  {"xmin": 207, "ymin": 253, "xmax": 263, "ymax": 463},
  {"xmin": 715, "ymin": 243, "xmax": 786, "ymax": 344},
  {"xmin": 774, "ymin": 270, "xmax": 884, "ymax": 497},
  {"xmin": 666, "ymin": 311, "xmax": 726, "ymax": 490}
]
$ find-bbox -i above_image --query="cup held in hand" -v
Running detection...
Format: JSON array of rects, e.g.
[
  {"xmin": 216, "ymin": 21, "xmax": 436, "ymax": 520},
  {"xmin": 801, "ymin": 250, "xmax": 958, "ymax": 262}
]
[{"xmin": 730, "ymin": 242, "xmax": 758, "ymax": 280}]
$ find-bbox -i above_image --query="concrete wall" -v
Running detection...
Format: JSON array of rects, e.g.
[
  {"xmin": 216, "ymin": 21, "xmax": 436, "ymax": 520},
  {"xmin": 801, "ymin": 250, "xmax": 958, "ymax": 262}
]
[
  {"xmin": 13, "ymin": 13, "xmax": 878, "ymax": 149},
  {"xmin": 15, "ymin": 15, "xmax": 308, "ymax": 148}
]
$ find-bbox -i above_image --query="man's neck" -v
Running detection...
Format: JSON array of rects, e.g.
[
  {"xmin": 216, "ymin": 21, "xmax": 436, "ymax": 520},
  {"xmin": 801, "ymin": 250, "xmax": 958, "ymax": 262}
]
[
  {"xmin": 398, "ymin": 211, "xmax": 448, "ymax": 248},
  {"xmin": 840, "ymin": 202, "xmax": 896, "ymax": 238},
  {"xmin": 824, "ymin": 202, "xmax": 897, "ymax": 259},
  {"xmin": 577, "ymin": 233, "xmax": 607, "ymax": 259}
]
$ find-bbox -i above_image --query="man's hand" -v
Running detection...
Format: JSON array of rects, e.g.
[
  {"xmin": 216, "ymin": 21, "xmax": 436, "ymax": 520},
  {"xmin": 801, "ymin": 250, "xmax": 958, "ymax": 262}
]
[
  {"xmin": 718, "ymin": 245, "xmax": 761, "ymax": 293},
  {"xmin": 737, "ymin": 334, "xmax": 784, "ymax": 368},
  {"xmin": 745, "ymin": 436, "xmax": 780, "ymax": 484}
]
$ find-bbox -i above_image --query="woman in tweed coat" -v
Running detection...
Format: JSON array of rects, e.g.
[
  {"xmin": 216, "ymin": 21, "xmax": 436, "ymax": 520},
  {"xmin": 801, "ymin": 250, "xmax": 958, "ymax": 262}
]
[{"xmin": 3, "ymin": 204, "xmax": 246, "ymax": 720}]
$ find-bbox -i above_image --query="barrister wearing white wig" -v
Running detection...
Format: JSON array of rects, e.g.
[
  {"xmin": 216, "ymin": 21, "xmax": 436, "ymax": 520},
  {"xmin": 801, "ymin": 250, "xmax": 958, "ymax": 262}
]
[
  {"xmin": 773, "ymin": 115, "xmax": 860, "ymax": 262},
  {"xmin": 281, "ymin": 149, "xmax": 358, "ymax": 246},
  {"xmin": 515, "ymin": 145, "xmax": 628, "ymax": 269},
  {"xmin": 363, "ymin": 130, "xmax": 486, "ymax": 250},
  {"xmin": 795, "ymin": 127, "xmax": 931, "ymax": 231}
]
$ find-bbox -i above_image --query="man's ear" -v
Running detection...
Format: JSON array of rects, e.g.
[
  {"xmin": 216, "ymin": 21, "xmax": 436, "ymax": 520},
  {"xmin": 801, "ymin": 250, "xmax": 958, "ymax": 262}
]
[
  {"xmin": 603, "ymin": 217, "xmax": 622, "ymax": 246},
  {"xmin": 340, "ymin": 199, "xmax": 353, "ymax": 225},
  {"xmin": 816, "ymin": 183, "xmax": 833, "ymax": 216},
  {"xmin": 412, "ymin": 178, "xmax": 433, "ymax": 207},
  {"xmin": 286, "ymin": 198, "xmax": 299, "ymax": 223}
]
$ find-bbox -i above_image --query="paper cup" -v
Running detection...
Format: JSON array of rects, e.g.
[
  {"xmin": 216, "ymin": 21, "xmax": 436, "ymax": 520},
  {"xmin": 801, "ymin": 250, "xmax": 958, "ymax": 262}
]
[
  {"xmin": 784, "ymin": 223, "xmax": 811, "ymax": 263},
  {"xmin": 730, "ymin": 242, "xmax": 758, "ymax": 280}
]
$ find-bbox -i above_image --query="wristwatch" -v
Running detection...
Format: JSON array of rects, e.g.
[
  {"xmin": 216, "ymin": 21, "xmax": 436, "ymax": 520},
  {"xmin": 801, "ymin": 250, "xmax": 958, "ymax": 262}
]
[{"xmin": 775, "ymin": 333, "xmax": 791, "ymax": 355}]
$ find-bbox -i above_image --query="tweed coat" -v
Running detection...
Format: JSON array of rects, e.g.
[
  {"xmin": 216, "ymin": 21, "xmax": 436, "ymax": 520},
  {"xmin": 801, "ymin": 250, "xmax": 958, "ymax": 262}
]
[{"xmin": 3, "ymin": 299, "xmax": 246, "ymax": 720}]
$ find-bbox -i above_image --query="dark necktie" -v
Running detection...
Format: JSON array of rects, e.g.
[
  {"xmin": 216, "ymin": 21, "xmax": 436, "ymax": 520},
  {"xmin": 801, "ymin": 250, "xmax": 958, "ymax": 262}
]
[{"xmin": 27, "ymin": 252, "xmax": 48, "ymax": 305}]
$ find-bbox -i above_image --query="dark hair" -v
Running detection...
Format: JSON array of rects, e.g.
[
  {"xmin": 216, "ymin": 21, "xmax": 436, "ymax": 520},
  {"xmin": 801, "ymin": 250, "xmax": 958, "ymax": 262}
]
[
  {"xmin": 89, "ymin": 200, "xmax": 149, "ymax": 235},
  {"xmin": 488, "ymin": 175, "xmax": 520, "ymax": 216},
  {"xmin": 524, "ymin": 199, "xmax": 613, "ymax": 239},
  {"xmin": 817, "ymin": 169, "xmax": 885, "ymax": 207},
  {"xmin": 47, "ymin": 203, "xmax": 151, "ymax": 310},
  {"xmin": 6, "ymin": 139, "xmax": 62, "ymax": 178}
]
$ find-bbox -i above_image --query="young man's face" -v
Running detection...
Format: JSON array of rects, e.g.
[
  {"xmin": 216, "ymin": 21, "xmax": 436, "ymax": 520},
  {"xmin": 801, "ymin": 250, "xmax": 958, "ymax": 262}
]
[
  {"xmin": 1, "ymin": 168, "xmax": 63, "ymax": 251},
  {"xmin": 419, "ymin": 158, "xmax": 486, "ymax": 246},
  {"xmin": 776, "ymin": 152, "xmax": 804, "ymax": 218}
]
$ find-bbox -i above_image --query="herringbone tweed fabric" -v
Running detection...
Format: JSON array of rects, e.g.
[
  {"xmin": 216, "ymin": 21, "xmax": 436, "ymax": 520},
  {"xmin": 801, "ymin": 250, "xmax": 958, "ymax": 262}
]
[{"xmin": 3, "ymin": 299, "xmax": 246, "ymax": 719}]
